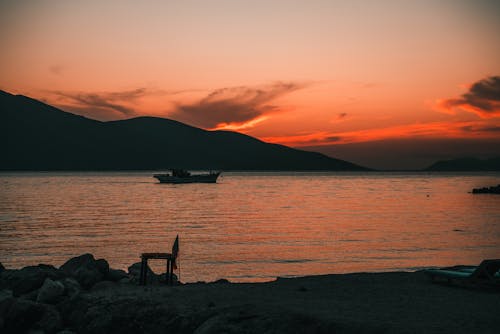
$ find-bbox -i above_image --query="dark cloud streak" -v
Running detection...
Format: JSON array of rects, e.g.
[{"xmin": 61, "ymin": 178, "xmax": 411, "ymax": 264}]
[
  {"xmin": 439, "ymin": 75, "xmax": 500, "ymax": 117},
  {"xmin": 170, "ymin": 82, "xmax": 305, "ymax": 129},
  {"xmin": 50, "ymin": 88, "xmax": 151, "ymax": 119}
]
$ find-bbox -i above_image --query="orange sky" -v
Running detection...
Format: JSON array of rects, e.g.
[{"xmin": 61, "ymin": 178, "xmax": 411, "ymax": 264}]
[{"xmin": 1, "ymin": 0, "xmax": 499, "ymax": 169}]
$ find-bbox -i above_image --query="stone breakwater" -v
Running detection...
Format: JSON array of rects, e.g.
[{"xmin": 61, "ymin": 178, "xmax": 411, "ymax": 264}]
[{"xmin": 0, "ymin": 254, "xmax": 177, "ymax": 334}]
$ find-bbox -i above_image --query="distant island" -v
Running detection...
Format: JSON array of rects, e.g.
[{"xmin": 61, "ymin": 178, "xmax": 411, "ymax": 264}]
[
  {"xmin": 0, "ymin": 90, "xmax": 367, "ymax": 171},
  {"xmin": 425, "ymin": 157, "xmax": 500, "ymax": 171}
]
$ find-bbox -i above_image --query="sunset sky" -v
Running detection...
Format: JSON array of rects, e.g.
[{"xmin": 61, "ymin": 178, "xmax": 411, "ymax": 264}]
[{"xmin": 1, "ymin": 0, "xmax": 499, "ymax": 169}]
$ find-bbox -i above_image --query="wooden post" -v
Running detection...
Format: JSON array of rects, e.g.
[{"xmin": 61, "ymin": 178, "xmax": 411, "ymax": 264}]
[
  {"xmin": 169, "ymin": 259, "xmax": 174, "ymax": 285},
  {"xmin": 166, "ymin": 259, "xmax": 170, "ymax": 284},
  {"xmin": 141, "ymin": 257, "xmax": 149, "ymax": 285}
]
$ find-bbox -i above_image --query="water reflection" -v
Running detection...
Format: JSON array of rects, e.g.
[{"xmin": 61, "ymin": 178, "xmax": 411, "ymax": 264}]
[{"xmin": 0, "ymin": 171, "xmax": 499, "ymax": 282}]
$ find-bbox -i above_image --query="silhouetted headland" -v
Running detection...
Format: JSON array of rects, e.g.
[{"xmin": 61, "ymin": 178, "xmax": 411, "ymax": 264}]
[
  {"xmin": 1, "ymin": 90, "xmax": 367, "ymax": 171},
  {"xmin": 425, "ymin": 157, "xmax": 500, "ymax": 171},
  {"xmin": 1, "ymin": 254, "xmax": 499, "ymax": 333}
]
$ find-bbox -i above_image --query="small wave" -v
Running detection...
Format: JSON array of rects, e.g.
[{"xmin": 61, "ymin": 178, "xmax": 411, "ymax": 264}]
[{"xmin": 272, "ymin": 259, "xmax": 314, "ymax": 264}]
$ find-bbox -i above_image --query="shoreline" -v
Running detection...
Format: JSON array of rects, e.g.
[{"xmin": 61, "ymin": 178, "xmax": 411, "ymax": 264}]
[{"xmin": 1, "ymin": 254, "xmax": 499, "ymax": 333}]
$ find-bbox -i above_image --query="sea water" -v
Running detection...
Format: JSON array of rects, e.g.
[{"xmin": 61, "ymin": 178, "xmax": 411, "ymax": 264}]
[{"xmin": 1, "ymin": 171, "xmax": 499, "ymax": 282}]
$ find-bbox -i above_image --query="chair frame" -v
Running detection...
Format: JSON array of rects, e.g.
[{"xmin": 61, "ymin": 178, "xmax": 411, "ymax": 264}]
[{"xmin": 140, "ymin": 235, "xmax": 179, "ymax": 285}]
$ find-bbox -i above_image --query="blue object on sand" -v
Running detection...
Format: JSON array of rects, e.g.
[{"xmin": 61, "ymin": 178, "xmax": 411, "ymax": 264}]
[{"xmin": 425, "ymin": 259, "xmax": 500, "ymax": 288}]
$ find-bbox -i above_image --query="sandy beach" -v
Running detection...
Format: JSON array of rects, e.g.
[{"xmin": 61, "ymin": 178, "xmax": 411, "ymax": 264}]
[{"xmin": 1, "ymin": 255, "xmax": 499, "ymax": 334}]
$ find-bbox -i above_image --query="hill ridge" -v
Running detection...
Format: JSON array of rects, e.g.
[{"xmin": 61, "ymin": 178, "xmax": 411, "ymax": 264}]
[
  {"xmin": 425, "ymin": 157, "xmax": 500, "ymax": 171},
  {"xmin": 1, "ymin": 90, "xmax": 368, "ymax": 171}
]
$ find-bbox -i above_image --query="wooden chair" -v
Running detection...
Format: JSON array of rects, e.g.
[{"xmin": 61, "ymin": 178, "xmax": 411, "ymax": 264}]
[{"xmin": 140, "ymin": 235, "xmax": 179, "ymax": 285}]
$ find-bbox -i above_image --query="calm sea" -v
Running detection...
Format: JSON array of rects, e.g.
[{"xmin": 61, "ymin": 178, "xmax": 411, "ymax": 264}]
[{"xmin": 1, "ymin": 171, "xmax": 499, "ymax": 282}]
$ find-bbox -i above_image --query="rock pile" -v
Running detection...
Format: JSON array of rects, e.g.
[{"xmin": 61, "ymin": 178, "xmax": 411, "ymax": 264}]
[{"xmin": 0, "ymin": 254, "xmax": 175, "ymax": 333}]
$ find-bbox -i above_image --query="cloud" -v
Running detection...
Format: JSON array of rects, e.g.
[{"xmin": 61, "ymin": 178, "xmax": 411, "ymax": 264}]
[
  {"xmin": 50, "ymin": 88, "xmax": 151, "ymax": 119},
  {"xmin": 262, "ymin": 120, "xmax": 500, "ymax": 147},
  {"xmin": 170, "ymin": 82, "xmax": 305, "ymax": 129},
  {"xmin": 49, "ymin": 65, "xmax": 64, "ymax": 76},
  {"xmin": 437, "ymin": 76, "xmax": 500, "ymax": 117},
  {"xmin": 460, "ymin": 124, "xmax": 500, "ymax": 133}
]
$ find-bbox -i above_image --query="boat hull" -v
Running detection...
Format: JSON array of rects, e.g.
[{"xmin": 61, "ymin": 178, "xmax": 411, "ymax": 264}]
[{"xmin": 153, "ymin": 172, "xmax": 220, "ymax": 184}]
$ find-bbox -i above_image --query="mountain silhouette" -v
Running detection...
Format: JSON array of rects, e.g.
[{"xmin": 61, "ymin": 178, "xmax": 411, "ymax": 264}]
[
  {"xmin": 425, "ymin": 157, "xmax": 500, "ymax": 171},
  {"xmin": 1, "ymin": 90, "xmax": 367, "ymax": 171}
]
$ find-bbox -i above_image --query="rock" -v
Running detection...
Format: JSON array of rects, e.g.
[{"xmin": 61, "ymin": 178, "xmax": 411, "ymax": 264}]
[
  {"xmin": 128, "ymin": 262, "xmax": 159, "ymax": 284},
  {"xmin": 36, "ymin": 304, "xmax": 63, "ymax": 334},
  {"xmin": 0, "ymin": 289, "xmax": 14, "ymax": 317},
  {"xmin": 90, "ymin": 280, "xmax": 118, "ymax": 291},
  {"xmin": 211, "ymin": 278, "xmax": 230, "ymax": 284},
  {"xmin": 0, "ymin": 289, "xmax": 13, "ymax": 301},
  {"xmin": 4, "ymin": 298, "xmax": 43, "ymax": 330},
  {"xmin": 3, "ymin": 298, "xmax": 62, "ymax": 334},
  {"xmin": 106, "ymin": 269, "xmax": 128, "ymax": 282},
  {"xmin": 118, "ymin": 277, "xmax": 131, "ymax": 284},
  {"xmin": 60, "ymin": 254, "xmax": 108, "ymax": 289},
  {"xmin": 20, "ymin": 289, "xmax": 39, "ymax": 302},
  {"xmin": 126, "ymin": 263, "xmax": 178, "ymax": 285},
  {"xmin": 61, "ymin": 278, "xmax": 81, "ymax": 298},
  {"xmin": 56, "ymin": 295, "xmax": 89, "ymax": 329},
  {"xmin": 0, "ymin": 262, "xmax": 4, "ymax": 272},
  {"xmin": 95, "ymin": 259, "xmax": 110, "ymax": 276},
  {"xmin": 158, "ymin": 272, "xmax": 179, "ymax": 284},
  {"xmin": 472, "ymin": 184, "xmax": 500, "ymax": 194},
  {"xmin": 0, "ymin": 264, "xmax": 63, "ymax": 296},
  {"xmin": 37, "ymin": 278, "xmax": 65, "ymax": 304},
  {"xmin": 193, "ymin": 305, "xmax": 334, "ymax": 334},
  {"xmin": 76, "ymin": 297, "xmax": 186, "ymax": 334}
]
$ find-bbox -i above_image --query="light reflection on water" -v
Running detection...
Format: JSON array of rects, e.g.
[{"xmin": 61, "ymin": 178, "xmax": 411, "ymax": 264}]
[{"xmin": 1, "ymin": 171, "xmax": 499, "ymax": 282}]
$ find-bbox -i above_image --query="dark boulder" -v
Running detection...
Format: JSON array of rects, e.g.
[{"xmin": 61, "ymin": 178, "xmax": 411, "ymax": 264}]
[
  {"xmin": 36, "ymin": 303, "xmax": 63, "ymax": 334},
  {"xmin": 0, "ymin": 264, "xmax": 63, "ymax": 296},
  {"xmin": 127, "ymin": 262, "xmax": 179, "ymax": 285},
  {"xmin": 3, "ymin": 298, "xmax": 62, "ymax": 334},
  {"xmin": 106, "ymin": 269, "xmax": 128, "ymax": 282},
  {"xmin": 128, "ymin": 262, "xmax": 159, "ymax": 284},
  {"xmin": 90, "ymin": 280, "xmax": 118, "ymax": 292},
  {"xmin": 36, "ymin": 278, "xmax": 65, "ymax": 304},
  {"xmin": 3, "ymin": 298, "xmax": 43, "ymax": 333},
  {"xmin": 61, "ymin": 278, "xmax": 81, "ymax": 298},
  {"xmin": 0, "ymin": 289, "xmax": 14, "ymax": 318},
  {"xmin": 57, "ymin": 295, "xmax": 90, "ymax": 329},
  {"xmin": 77, "ymin": 297, "xmax": 187, "ymax": 334},
  {"xmin": 19, "ymin": 288, "xmax": 39, "ymax": 302},
  {"xmin": 60, "ymin": 254, "xmax": 109, "ymax": 289},
  {"xmin": 96, "ymin": 259, "xmax": 110, "ymax": 276},
  {"xmin": 158, "ymin": 271, "xmax": 179, "ymax": 284}
]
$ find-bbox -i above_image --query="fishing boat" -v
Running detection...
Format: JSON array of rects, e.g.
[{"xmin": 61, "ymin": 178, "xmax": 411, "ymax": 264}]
[{"xmin": 153, "ymin": 169, "xmax": 221, "ymax": 184}]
